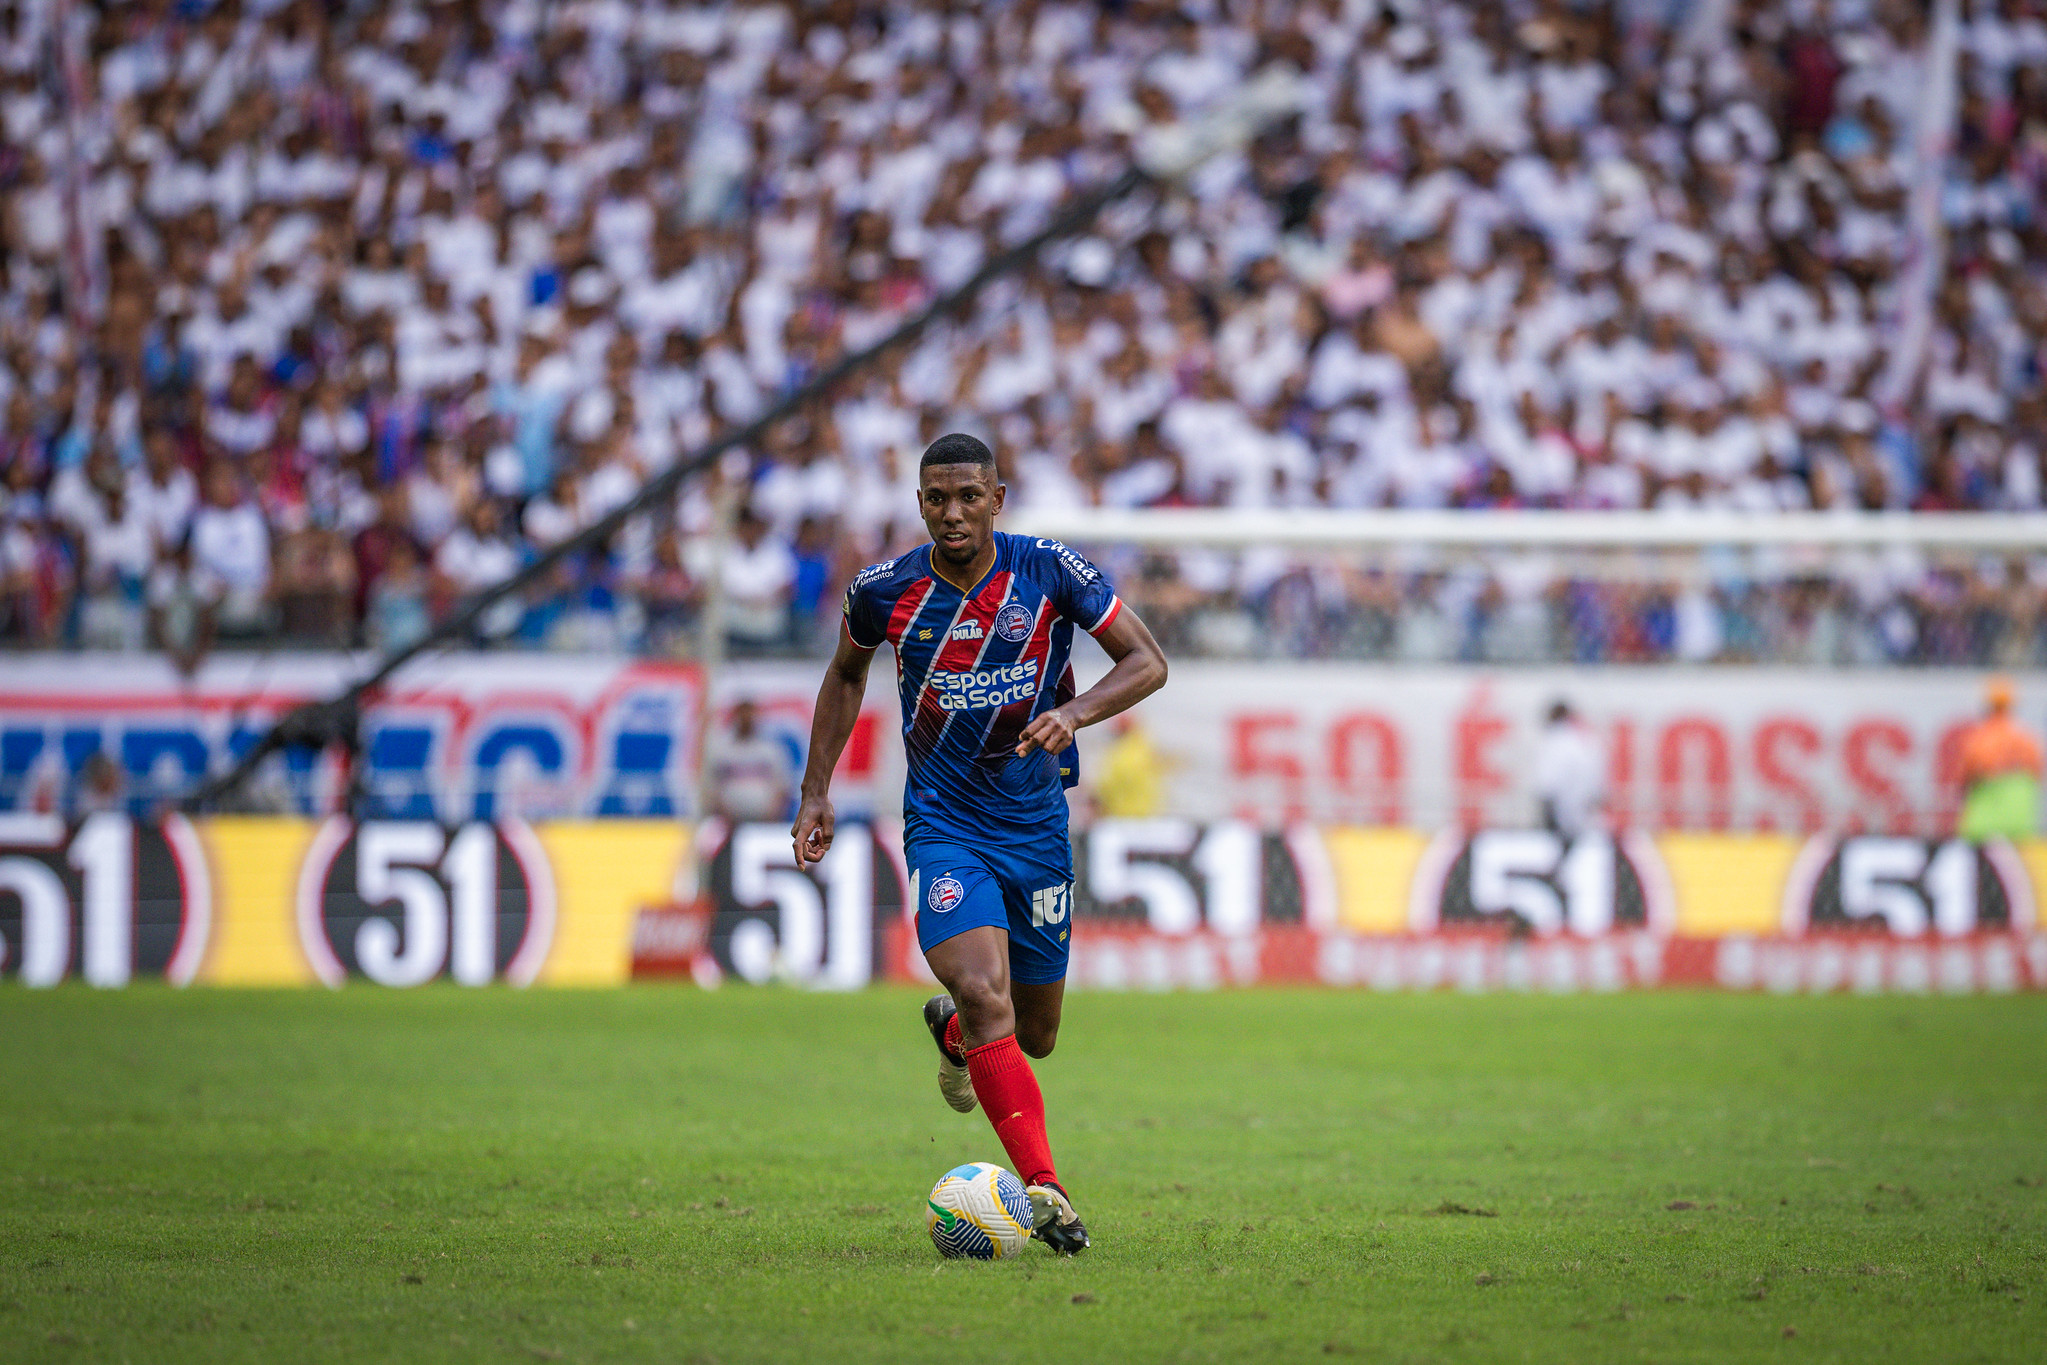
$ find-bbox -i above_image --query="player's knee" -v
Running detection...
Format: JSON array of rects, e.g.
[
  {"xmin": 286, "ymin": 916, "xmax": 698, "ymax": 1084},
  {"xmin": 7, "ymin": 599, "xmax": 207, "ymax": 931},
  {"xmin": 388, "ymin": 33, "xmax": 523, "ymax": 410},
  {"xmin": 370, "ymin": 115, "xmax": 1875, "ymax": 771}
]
[
  {"xmin": 1017, "ymin": 1022, "xmax": 1057, "ymax": 1059},
  {"xmin": 951, "ymin": 975, "xmax": 1013, "ymax": 1037}
]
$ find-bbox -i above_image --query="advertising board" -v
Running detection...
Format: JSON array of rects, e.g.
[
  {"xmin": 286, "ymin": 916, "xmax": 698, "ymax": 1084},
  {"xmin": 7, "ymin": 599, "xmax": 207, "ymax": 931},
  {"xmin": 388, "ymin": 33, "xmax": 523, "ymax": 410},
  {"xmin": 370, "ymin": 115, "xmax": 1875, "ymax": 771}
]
[
  {"xmin": 6, "ymin": 657, "xmax": 2034, "ymax": 836},
  {"xmin": 1103, "ymin": 665, "xmax": 2044, "ymax": 835},
  {"xmin": 0, "ymin": 654, "xmax": 711, "ymax": 821},
  {"xmin": 2, "ymin": 815, "xmax": 2042, "ymax": 994}
]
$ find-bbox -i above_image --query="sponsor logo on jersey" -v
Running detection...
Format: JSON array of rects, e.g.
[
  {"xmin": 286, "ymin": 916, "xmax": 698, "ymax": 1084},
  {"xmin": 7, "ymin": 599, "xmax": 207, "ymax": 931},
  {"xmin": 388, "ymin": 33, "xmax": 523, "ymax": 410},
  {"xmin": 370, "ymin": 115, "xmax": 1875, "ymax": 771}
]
[
  {"xmin": 994, "ymin": 602, "xmax": 1034, "ymax": 642},
  {"xmin": 919, "ymin": 628, "xmax": 933, "ymax": 640},
  {"xmin": 950, "ymin": 619, "xmax": 984, "ymax": 642},
  {"xmin": 1036, "ymin": 539, "xmax": 1098, "ymax": 584},
  {"xmin": 928, "ymin": 876, "xmax": 966, "ymax": 913},
  {"xmin": 929, "ymin": 659, "xmax": 1041, "ymax": 711},
  {"xmin": 850, "ymin": 558, "xmax": 896, "ymax": 590}
]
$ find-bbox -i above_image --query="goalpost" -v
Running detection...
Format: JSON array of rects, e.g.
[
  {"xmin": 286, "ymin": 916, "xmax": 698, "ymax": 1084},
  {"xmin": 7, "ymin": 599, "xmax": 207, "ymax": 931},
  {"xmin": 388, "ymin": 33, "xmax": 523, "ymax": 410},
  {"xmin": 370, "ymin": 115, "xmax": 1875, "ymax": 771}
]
[
  {"xmin": 1005, "ymin": 507, "xmax": 2047, "ymax": 671},
  {"xmin": 1009, "ymin": 508, "xmax": 2047, "ymax": 552}
]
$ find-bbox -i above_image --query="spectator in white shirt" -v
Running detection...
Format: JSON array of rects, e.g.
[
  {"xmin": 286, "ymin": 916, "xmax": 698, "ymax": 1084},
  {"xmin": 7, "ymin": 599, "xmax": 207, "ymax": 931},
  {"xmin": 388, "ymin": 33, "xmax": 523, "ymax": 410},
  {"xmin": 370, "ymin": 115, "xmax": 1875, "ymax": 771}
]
[
  {"xmin": 714, "ymin": 506, "xmax": 796, "ymax": 652},
  {"xmin": 707, "ymin": 699, "xmax": 797, "ymax": 823},
  {"xmin": 131, "ymin": 431, "xmax": 197, "ymax": 554},
  {"xmin": 1532, "ymin": 701, "xmax": 1606, "ymax": 840},
  {"xmin": 77, "ymin": 482, "xmax": 155, "ymax": 651},
  {"xmin": 434, "ymin": 499, "xmax": 523, "ymax": 640},
  {"xmin": 188, "ymin": 460, "xmax": 272, "ymax": 637}
]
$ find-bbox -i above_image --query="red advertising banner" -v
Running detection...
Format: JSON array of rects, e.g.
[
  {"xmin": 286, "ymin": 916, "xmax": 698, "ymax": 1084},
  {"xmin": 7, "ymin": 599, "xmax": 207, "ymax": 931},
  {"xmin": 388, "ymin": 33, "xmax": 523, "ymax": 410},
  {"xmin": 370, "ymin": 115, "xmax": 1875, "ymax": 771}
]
[{"xmin": 6, "ymin": 659, "xmax": 2036, "ymax": 834}]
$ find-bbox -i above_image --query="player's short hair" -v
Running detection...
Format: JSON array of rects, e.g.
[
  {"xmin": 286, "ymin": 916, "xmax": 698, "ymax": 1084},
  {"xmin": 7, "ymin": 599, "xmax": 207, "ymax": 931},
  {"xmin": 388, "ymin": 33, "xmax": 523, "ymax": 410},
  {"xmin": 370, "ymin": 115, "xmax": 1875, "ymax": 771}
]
[{"xmin": 920, "ymin": 432, "xmax": 998, "ymax": 479}]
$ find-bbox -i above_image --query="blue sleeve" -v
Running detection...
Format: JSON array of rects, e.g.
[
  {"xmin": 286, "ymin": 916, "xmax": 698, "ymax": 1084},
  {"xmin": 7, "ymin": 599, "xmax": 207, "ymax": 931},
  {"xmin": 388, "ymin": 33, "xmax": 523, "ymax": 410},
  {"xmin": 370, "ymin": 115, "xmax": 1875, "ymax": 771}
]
[
  {"xmin": 841, "ymin": 559, "xmax": 895, "ymax": 649},
  {"xmin": 1032, "ymin": 539, "xmax": 1122, "ymax": 635}
]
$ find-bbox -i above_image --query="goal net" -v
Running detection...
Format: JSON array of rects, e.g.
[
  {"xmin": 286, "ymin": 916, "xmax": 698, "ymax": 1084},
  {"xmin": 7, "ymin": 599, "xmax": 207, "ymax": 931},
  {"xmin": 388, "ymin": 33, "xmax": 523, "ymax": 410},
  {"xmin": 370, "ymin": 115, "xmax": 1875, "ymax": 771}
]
[{"xmin": 1010, "ymin": 508, "xmax": 2047, "ymax": 669}]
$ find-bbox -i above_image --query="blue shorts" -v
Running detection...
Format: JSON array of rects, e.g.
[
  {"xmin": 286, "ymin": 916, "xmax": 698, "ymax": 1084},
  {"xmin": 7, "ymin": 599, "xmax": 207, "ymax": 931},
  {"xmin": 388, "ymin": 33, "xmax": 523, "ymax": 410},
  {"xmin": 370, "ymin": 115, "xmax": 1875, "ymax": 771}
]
[{"xmin": 909, "ymin": 837, "xmax": 1074, "ymax": 986}]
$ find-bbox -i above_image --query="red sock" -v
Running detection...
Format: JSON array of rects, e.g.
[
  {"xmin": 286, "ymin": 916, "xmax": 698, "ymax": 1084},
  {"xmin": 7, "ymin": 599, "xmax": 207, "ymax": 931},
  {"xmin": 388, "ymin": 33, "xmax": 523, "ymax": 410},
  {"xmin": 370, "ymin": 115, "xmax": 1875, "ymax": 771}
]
[
  {"xmin": 943, "ymin": 1012, "xmax": 964, "ymax": 1063},
  {"xmin": 964, "ymin": 1035, "xmax": 1057, "ymax": 1189}
]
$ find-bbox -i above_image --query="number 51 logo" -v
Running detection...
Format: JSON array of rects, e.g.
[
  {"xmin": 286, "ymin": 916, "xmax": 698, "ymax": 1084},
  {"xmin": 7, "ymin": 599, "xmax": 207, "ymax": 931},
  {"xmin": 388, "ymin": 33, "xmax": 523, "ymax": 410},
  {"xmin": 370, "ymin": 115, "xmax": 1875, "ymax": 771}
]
[
  {"xmin": 0, "ymin": 813, "xmax": 210, "ymax": 987},
  {"xmin": 1785, "ymin": 837, "xmax": 2033, "ymax": 937},
  {"xmin": 295, "ymin": 819, "xmax": 556, "ymax": 987}
]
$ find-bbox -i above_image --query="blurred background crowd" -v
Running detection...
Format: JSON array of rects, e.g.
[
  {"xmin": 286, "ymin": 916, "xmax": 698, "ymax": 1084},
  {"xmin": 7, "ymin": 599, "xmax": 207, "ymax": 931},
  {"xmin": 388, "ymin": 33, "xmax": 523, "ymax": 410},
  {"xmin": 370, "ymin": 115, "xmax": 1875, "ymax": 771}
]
[{"xmin": 1, "ymin": 0, "xmax": 2044, "ymax": 668}]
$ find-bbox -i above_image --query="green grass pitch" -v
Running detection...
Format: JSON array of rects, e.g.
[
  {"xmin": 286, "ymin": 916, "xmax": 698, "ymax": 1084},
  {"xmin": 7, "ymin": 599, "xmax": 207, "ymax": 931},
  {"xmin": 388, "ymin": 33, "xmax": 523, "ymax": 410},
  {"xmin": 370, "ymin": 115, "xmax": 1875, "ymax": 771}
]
[{"xmin": 1, "ymin": 987, "xmax": 2043, "ymax": 1363}]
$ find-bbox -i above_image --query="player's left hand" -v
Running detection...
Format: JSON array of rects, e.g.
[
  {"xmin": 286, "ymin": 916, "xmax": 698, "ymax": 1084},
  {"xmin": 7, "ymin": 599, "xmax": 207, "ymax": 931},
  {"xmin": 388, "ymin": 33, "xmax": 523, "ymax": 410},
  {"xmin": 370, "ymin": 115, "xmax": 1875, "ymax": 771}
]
[
  {"xmin": 791, "ymin": 793, "xmax": 835, "ymax": 869},
  {"xmin": 1015, "ymin": 706, "xmax": 1077, "ymax": 758}
]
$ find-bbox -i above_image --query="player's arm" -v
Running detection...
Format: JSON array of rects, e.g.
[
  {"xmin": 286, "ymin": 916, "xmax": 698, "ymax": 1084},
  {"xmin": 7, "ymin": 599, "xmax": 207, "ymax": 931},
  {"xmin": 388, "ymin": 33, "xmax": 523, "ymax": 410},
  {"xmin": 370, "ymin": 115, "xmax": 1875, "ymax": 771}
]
[
  {"xmin": 1015, "ymin": 607, "xmax": 1167, "ymax": 758},
  {"xmin": 792, "ymin": 622, "xmax": 877, "ymax": 868}
]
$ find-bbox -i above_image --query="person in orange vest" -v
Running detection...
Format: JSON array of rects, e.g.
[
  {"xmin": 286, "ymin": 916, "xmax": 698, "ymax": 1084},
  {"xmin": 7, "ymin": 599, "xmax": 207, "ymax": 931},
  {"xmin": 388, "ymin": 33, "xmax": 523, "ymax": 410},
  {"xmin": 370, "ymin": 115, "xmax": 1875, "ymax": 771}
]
[{"xmin": 1956, "ymin": 678, "xmax": 2042, "ymax": 843}]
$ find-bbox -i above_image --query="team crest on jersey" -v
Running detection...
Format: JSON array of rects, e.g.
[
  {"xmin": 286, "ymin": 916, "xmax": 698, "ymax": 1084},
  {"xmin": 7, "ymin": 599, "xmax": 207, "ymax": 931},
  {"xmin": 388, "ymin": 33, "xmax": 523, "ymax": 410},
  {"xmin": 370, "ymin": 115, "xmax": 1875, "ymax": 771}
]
[
  {"xmin": 950, "ymin": 619, "xmax": 983, "ymax": 642},
  {"xmin": 994, "ymin": 602, "xmax": 1034, "ymax": 642},
  {"xmin": 927, "ymin": 876, "xmax": 966, "ymax": 914}
]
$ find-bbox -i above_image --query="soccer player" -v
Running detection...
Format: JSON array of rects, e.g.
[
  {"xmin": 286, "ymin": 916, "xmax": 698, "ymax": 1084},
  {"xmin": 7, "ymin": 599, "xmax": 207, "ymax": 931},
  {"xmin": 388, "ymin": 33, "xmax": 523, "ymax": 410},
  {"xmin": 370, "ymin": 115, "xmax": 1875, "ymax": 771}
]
[{"xmin": 791, "ymin": 432, "xmax": 1167, "ymax": 1255}]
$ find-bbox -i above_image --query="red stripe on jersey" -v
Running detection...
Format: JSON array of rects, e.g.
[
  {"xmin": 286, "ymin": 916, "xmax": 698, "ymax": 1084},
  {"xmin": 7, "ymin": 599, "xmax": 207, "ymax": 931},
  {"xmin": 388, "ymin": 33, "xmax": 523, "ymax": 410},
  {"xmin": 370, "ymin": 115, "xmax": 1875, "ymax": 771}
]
[
  {"xmin": 884, "ymin": 577, "xmax": 936, "ymax": 646},
  {"xmin": 924, "ymin": 572, "xmax": 1012, "ymax": 674},
  {"xmin": 986, "ymin": 597, "xmax": 1058, "ymax": 754},
  {"xmin": 907, "ymin": 572, "xmax": 1014, "ymax": 751}
]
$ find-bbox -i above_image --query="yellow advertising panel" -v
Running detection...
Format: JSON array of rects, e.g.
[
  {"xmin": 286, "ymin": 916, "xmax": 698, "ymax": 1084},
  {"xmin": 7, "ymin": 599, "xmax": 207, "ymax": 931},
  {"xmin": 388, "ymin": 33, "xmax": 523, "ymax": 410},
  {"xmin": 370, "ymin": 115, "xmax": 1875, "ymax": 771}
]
[
  {"xmin": 530, "ymin": 821, "xmax": 691, "ymax": 986},
  {"xmin": 1656, "ymin": 834, "xmax": 1802, "ymax": 937},
  {"xmin": 1319, "ymin": 827, "xmax": 1428, "ymax": 933},
  {"xmin": 196, "ymin": 817, "xmax": 320, "ymax": 986}
]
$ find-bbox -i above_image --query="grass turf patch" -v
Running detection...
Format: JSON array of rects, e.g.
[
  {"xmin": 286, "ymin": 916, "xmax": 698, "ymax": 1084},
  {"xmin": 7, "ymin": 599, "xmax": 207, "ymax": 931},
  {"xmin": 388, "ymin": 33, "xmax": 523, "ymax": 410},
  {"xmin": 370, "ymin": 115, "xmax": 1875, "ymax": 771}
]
[{"xmin": 0, "ymin": 986, "xmax": 2042, "ymax": 1362}]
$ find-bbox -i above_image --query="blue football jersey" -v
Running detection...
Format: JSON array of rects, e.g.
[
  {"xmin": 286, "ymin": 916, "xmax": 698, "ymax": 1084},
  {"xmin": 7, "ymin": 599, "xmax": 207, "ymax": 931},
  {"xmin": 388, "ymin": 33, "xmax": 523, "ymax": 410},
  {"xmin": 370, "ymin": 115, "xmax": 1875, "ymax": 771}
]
[{"xmin": 843, "ymin": 531, "xmax": 1123, "ymax": 850}]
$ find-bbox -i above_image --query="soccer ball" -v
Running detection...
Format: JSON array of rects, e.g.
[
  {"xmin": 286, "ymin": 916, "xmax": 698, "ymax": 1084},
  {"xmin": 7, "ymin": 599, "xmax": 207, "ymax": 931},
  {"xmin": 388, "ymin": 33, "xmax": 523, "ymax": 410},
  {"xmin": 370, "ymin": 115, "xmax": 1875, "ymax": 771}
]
[{"xmin": 926, "ymin": 1162, "xmax": 1035, "ymax": 1259}]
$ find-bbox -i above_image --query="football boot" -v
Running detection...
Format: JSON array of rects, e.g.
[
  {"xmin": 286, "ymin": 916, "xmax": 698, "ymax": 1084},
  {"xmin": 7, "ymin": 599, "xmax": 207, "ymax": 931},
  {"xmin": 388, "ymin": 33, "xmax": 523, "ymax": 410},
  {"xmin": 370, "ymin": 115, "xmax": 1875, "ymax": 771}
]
[
  {"xmin": 1026, "ymin": 1180, "xmax": 1090, "ymax": 1255},
  {"xmin": 922, "ymin": 994, "xmax": 978, "ymax": 1113}
]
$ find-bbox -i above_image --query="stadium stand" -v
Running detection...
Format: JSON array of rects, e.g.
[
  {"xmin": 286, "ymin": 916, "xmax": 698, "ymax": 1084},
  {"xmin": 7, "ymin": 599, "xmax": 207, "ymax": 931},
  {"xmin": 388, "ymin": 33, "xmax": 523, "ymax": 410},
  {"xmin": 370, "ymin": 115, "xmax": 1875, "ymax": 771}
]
[{"xmin": 1, "ymin": 0, "xmax": 2043, "ymax": 666}]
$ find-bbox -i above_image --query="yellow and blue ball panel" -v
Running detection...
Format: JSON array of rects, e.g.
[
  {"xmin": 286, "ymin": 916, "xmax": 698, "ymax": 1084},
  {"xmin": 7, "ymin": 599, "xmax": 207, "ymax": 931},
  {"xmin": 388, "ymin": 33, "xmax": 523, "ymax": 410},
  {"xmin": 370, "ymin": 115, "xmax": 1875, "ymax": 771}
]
[{"xmin": 927, "ymin": 1162, "xmax": 1034, "ymax": 1259}]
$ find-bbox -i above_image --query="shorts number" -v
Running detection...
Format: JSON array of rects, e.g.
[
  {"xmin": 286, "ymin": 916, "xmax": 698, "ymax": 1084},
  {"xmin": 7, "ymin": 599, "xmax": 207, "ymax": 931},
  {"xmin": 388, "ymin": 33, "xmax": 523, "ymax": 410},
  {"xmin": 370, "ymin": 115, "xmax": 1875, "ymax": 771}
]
[{"xmin": 1030, "ymin": 884, "xmax": 1071, "ymax": 928}]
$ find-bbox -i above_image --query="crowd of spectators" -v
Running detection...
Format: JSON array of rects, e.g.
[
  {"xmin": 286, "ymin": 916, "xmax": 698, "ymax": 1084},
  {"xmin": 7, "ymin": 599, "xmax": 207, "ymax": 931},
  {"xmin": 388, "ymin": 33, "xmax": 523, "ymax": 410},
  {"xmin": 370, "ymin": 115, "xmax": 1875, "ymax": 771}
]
[{"xmin": 1, "ymin": 0, "xmax": 2044, "ymax": 668}]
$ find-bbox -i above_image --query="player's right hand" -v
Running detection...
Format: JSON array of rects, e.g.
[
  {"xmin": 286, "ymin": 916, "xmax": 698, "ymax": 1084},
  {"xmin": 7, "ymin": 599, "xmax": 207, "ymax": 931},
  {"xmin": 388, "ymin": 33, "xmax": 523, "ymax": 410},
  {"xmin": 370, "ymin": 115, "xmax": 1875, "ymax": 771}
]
[{"xmin": 792, "ymin": 794, "xmax": 835, "ymax": 869}]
